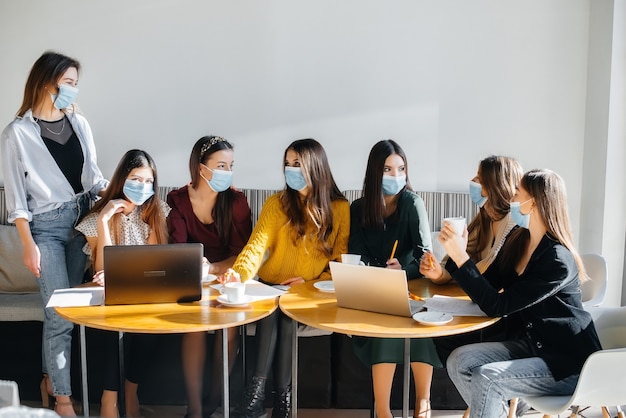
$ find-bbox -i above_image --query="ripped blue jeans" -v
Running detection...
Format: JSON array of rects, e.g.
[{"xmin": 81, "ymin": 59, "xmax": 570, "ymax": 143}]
[{"xmin": 31, "ymin": 195, "xmax": 89, "ymax": 396}]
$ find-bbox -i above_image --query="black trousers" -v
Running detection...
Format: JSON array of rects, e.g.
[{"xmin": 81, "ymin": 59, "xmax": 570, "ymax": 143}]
[
  {"xmin": 252, "ymin": 309, "xmax": 293, "ymax": 389},
  {"xmin": 100, "ymin": 331, "xmax": 158, "ymax": 391}
]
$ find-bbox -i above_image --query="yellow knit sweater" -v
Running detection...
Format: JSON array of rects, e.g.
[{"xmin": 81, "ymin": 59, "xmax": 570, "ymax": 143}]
[{"xmin": 232, "ymin": 193, "xmax": 350, "ymax": 283}]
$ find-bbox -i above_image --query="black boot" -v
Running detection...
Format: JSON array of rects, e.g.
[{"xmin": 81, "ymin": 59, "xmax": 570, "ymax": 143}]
[
  {"xmin": 234, "ymin": 376, "xmax": 267, "ymax": 418},
  {"xmin": 271, "ymin": 386, "xmax": 290, "ymax": 418}
]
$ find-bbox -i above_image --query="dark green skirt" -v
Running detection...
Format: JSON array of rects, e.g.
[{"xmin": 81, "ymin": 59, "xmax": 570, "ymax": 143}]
[{"xmin": 353, "ymin": 336, "xmax": 443, "ymax": 368}]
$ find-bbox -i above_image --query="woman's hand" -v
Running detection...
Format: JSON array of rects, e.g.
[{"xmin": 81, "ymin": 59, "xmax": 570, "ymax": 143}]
[
  {"xmin": 280, "ymin": 276, "xmax": 305, "ymax": 287},
  {"xmin": 438, "ymin": 222, "xmax": 470, "ymax": 267},
  {"xmin": 419, "ymin": 251, "xmax": 443, "ymax": 280},
  {"xmin": 98, "ymin": 198, "xmax": 132, "ymax": 222},
  {"xmin": 92, "ymin": 270, "xmax": 105, "ymax": 286},
  {"xmin": 217, "ymin": 268, "xmax": 241, "ymax": 285},
  {"xmin": 385, "ymin": 258, "xmax": 402, "ymax": 270},
  {"xmin": 22, "ymin": 241, "xmax": 41, "ymax": 278}
]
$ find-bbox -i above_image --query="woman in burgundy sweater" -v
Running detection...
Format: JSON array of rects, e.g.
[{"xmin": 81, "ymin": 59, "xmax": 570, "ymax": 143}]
[{"xmin": 167, "ymin": 136, "xmax": 252, "ymax": 418}]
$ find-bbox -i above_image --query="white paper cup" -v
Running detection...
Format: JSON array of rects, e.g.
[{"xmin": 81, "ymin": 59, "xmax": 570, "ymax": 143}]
[
  {"xmin": 341, "ymin": 254, "xmax": 362, "ymax": 265},
  {"xmin": 222, "ymin": 282, "xmax": 246, "ymax": 303},
  {"xmin": 443, "ymin": 216, "xmax": 466, "ymax": 236}
]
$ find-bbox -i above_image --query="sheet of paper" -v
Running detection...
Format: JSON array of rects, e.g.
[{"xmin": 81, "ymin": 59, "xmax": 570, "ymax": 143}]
[
  {"xmin": 46, "ymin": 287, "xmax": 104, "ymax": 307},
  {"xmin": 423, "ymin": 294, "xmax": 488, "ymax": 317},
  {"xmin": 211, "ymin": 279, "xmax": 287, "ymax": 302}
]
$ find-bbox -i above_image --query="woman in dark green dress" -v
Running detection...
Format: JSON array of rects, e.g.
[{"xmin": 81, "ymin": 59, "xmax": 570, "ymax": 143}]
[{"xmin": 349, "ymin": 140, "xmax": 442, "ymax": 418}]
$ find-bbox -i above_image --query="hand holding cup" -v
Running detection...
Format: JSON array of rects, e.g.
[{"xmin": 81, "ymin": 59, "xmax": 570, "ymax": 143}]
[
  {"xmin": 442, "ymin": 217, "xmax": 466, "ymax": 236},
  {"xmin": 439, "ymin": 217, "xmax": 470, "ymax": 266}
]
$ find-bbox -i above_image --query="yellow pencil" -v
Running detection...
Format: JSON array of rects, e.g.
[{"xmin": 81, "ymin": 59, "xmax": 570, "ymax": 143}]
[{"xmin": 389, "ymin": 240, "xmax": 398, "ymax": 260}]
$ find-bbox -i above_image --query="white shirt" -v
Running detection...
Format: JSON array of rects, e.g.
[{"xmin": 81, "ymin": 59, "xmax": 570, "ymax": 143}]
[{"xmin": 1, "ymin": 109, "xmax": 108, "ymax": 222}]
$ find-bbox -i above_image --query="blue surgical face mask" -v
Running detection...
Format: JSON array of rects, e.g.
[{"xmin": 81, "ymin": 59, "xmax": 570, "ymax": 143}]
[
  {"xmin": 284, "ymin": 166, "xmax": 307, "ymax": 191},
  {"xmin": 51, "ymin": 84, "xmax": 79, "ymax": 110},
  {"xmin": 123, "ymin": 179, "xmax": 154, "ymax": 205},
  {"xmin": 510, "ymin": 198, "xmax": 533, "ymax": 229},
  {"xmin": 200, "ymin": 164, "xmax": 233, "ymax": 193},
  {"xmin": 469, "ymin": 181, "xmax": 488, "ymax": 207},
  {"xmin": 382, "ymin": 174, "xmax": 406, "ymax": 196}
]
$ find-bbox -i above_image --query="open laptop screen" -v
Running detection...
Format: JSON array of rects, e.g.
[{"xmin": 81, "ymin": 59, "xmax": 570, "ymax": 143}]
[{"xmin": 104, "ymin": 243, "xmax": 203, "ymax": 305}]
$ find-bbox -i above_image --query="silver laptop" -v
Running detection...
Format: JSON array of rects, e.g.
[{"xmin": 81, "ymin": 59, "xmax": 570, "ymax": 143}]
[
  {"xmin": 329, "ymin": 261, "xmax": 424, "ymax": 317},
  {"xmin": 104, "ymin": 243, "xmax": 203, "ymax": 305}
]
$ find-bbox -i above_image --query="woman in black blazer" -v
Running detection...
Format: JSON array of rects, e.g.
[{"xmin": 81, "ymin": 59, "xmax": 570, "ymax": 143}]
[{"xmin": 439, "ymin": 169, "xmax": 601, "ymax": 418}]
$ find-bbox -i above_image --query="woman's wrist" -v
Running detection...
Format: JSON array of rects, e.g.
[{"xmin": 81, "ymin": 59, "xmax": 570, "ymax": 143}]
[
  {"xmin": 452, "ymin": 253, "xmax": 470, "ymax": 267},
  {"xmin": 431, "ymin": 268, "xmax": 451, "ymax": 284}
]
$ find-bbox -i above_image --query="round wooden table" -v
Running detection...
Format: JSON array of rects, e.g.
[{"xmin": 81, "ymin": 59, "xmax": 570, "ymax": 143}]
[
  {"xmin": 279, "ymin": 279, "xmax": 499, "ymax": 418},
  {"xmin": 56, "ymin": 286, "xmax": 278, "ymax": 418}
]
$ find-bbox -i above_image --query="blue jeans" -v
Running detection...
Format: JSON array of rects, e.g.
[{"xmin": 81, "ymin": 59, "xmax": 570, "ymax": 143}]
[
  {"xmin": 31, "ymin": 195, "xmax": 89, "ymax": 396},
  {"xmin": 447, "ymin": 339, "xmax": 579, "ymax": 418}
]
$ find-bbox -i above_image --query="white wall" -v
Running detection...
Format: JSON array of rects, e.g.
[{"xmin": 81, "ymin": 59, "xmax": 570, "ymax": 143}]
[
  {"xmin": 0, "ymin": 1, "xmax": 589, "ymax": 189},
  {"xmin": 3, "ymin": 0, "xmax": 624, "ymax": 296}
]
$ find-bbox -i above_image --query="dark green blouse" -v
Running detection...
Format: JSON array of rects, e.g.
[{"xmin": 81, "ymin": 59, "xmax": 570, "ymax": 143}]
[
  {"xmin": 348, "ymin": 190, "xmax": 432, "ymax": 279},
  {"xmin": 348, "ymin": 190, "xmax": 442, "ymax": 367}
]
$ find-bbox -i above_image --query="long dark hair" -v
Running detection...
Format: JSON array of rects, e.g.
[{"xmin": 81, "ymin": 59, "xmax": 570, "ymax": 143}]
[
  {"xmin": 17, "ymin": 51, "xmax": 81, "ymax": 117},
  {"xmin": 360, "ymin": 140, "xmax": 412, "ymax": 230},
  {"xmin": 499, "ymin": 169, "xmax": 587, "ymax": 281},
  {"xmin": 467, "ymin": 156, "xmax": 522, "ymax": 260},
  {"xmin": 89, "ymin": 149, "xmax": 168, "ymax": 244},
  {"xmin": 189, "ymin": 135, "xmax": 236, "ymax": 246},
  {"xmin": 280, "ymin": 138, "xmax": 345, "ymax": 256}
]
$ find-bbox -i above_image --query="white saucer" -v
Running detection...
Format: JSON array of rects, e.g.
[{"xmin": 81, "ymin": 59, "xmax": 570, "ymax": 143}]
[
  {"xmin": 313, "ymin": 280, "xmax": 335, "ymax": 293},
  {"xmin": 217, "ymin": 294, "xmax": 252, "ymax": 307},
  {"xmin": 412, "ymin": 311, "xmax": 453, "ymax": 326},
  {"xmin": 202, "ymin": 274, "xmax": 217, "ymax": 283}
]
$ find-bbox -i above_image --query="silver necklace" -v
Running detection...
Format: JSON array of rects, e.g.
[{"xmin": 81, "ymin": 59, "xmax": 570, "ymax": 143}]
[{"xmin": 40, "ymin": 117, "xmax": 66, "ymax": 136}]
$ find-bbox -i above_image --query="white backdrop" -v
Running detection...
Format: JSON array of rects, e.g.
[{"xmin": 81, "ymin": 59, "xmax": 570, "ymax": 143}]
[{"xmin": 0, "ymin": 0, "xmax": 590, "ymax": 227}]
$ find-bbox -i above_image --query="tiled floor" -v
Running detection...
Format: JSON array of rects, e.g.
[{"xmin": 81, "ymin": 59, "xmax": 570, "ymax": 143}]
[
  {"xmin": 21, "ymin": 401, "xmax": 625, "ymax": 417},
  {"xmin": 94, "ymin": 405, "xmax": 624, "ymax": 418},
  {"xmin": 103, "ymin": 406, "xmax": 471, "ymax": 417}
]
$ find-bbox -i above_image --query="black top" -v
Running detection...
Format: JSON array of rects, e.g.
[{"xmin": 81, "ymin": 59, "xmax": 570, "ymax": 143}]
[
  {"xmin": 447, "ymin": 232, "xmax": 602, "ymax": 380},
  {"xmin": 42, "ymin": 131, "xmax": 84, "ymax": 194}
]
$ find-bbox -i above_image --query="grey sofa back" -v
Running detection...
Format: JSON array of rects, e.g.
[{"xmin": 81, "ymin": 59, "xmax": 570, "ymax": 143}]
[{"xmin": 1, "ymin": 186, "xmax": 477, "ymax": 230}]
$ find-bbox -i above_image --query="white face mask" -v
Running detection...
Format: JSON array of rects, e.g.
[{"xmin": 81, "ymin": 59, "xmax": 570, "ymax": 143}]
[
  {"xmin": 284, "ymin": 166, "xmax": 307, "ymax": 191},
  {"xmin": 123, "ymin": 179, "xmax": 154, "ymax": 205},
  {"xmin": 469, "ymin": 181, "xmax": 487, "ymax": 207},
  {"xmin": 50, "ymin": 84, "xmax": 79, "ymax": 109},
  {"xmin": 200, "ymin": 164, "xmax": 233, "ymax": 193},
  {"xmin": 510, "ymin": 198, "xmax": 533, "ymax": 229},
  {"xmin": 381, "ymin": 174, "xmax": 406, "ymax": 195}
]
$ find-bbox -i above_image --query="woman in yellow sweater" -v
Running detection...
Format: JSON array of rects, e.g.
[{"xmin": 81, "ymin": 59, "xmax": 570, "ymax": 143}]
[{"xmin": 223, "ymin": 138, "xmax": 350, "ymax": 418}]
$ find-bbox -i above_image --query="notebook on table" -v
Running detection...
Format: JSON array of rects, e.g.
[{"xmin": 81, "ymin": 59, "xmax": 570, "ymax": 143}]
[
  {"xmin": 104, "ymin": 243, "xmax": 203, "ymax": 305},
  {"xmin": 329, "ymin": 261, "xmax": 424, "ymax": 317}
]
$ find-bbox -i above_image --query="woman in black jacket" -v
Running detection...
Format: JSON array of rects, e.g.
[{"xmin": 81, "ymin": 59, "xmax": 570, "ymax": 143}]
[{"xmin": 440, "ymin": 169, "xmax": 601, "ymax": 418}]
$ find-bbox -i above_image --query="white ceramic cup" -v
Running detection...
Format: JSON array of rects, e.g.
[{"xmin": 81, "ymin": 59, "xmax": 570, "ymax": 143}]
[
  {"xmin": 442, "ymin": 216, "xmax": 466, "ymax": 236},
  {"xmin": 341, "ymin": 254, "xmax": 362, "ymax": 265},
  {"xmin": 202, "ymin": 261, "xmax": 210, "ymax": 278},
  {"xmin": 222, "ymin": 282, "xmax": 246, "ymax": 303}
]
